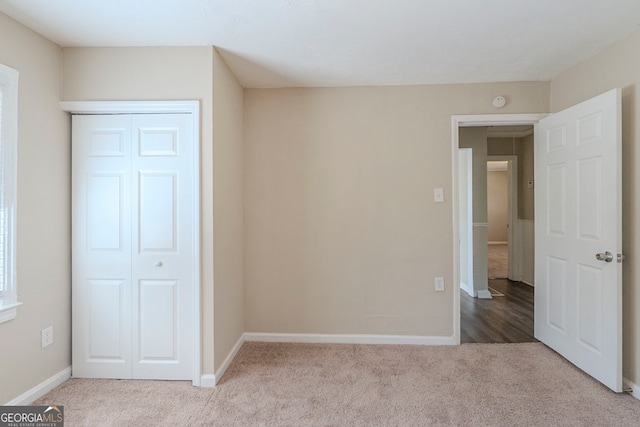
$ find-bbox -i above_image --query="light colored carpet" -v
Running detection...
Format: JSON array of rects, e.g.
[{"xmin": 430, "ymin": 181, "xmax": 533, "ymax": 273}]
[
  {"xmin": 488, "ymin": 243, "xmax": 508, "ymax": 279},
  {"xmin": 34, "ymin": 342, "xmax": 638, "ymax": 426}
]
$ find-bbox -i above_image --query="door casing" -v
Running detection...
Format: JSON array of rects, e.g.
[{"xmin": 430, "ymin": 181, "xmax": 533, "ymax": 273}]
[{"xmin": 62, "ymin": 100, "xmax": 202, "ymax": 386}]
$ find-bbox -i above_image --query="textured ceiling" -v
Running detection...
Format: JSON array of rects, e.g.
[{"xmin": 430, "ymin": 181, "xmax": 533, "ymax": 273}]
[{"xmin": 1, "ymin": 0, "xmax": 639, "ymax": 88}]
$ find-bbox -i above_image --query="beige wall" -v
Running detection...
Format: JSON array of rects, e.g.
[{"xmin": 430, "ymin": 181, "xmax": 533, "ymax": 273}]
[
  {"xmin": 212, "ymin": 48, "xmax": 244, "ymax": 373},
  {"xmin": 0, "ymin": 13, "xmax": 70, "ymax": 404},
  {"xmin": 62, "ymin": 47, "xmax": 217, "ymax": 375},
  {"xmin": 550, "ymin": 27, "xmax": 640, "ymax": 387},
  {"xmin": 244, "ymin": 83, "xmax": 548, "ymax": 336},
  {"xmin": 487, "ymin": 137, "xmax": 516, "ymax": 156},
  {"xmin": 487, "ymin": 170, "xmax": 508, "ymax": 242},
  {"xmin": 516, "ymin": 134, "xmax": 534, "ymax": 221}
]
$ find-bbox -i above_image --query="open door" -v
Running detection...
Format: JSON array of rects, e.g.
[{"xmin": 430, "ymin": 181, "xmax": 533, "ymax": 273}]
[{"xmin": 534, "ymin": 89, "xmax": 622, "ymax": 392}]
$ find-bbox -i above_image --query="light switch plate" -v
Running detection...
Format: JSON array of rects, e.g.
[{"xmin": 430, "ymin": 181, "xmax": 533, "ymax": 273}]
[
  {"xmin": 434, "ymin": 188, "xmax": 444, "ymax": 203},
  {"xmin": 42, "ymin": 326, "xmax": 53, "ymax": 348}
]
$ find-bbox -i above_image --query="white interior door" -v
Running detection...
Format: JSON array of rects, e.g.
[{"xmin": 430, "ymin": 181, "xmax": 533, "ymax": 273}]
[
  {"xmin": 131, "ymin": 114, "xmax": 193, "ymax": 380},
  {"xmin": 72, "ymin": 113, "xmax": 194, "ymax": 380},
  {"xmin": 534, "ymin": 89, "xmax": 622, "ymax": 392},
  {"xmin": 72, "ymin": 115, "xmax": 132, "ymax": 379}
]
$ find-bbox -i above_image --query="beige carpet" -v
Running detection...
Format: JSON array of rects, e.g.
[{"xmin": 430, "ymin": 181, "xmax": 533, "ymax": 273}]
[
  {"xmin": 488, "ymin": 243, "xmax": 508, "ymax": 279},
  {"xmin": 34, "ymin": 342, "xmax": 638, "ymax": 426}
]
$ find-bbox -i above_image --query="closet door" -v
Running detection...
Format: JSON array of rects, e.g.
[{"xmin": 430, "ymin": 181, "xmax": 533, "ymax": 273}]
[
  {"xmin": 72, "ymin": 115, "xmax": 133, "ymax": 379},
  {"xmin": 72, "ymin": 113, "xmax": 194, "ymax": 380},
  {"xmin": 131, "ymin": 114, "xmax": 193, "ymax": 380}
]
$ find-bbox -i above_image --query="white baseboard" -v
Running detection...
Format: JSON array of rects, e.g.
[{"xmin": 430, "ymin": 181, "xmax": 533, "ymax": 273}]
[
  {"xmin": 244, "ymin": 332, "xmax": 456, "ymax": 346},
  {"xmin": 624, "ymin": 378, "xmax": 640, "ymax": 400},
  {"xmin": 477, "ymin": 289, "xmax": 493, "ymax": 299},
  {"xmin": 460, "ymin": 282, "xmax": 475, "ymax": 297},
  {"xmin": 213, "ymin": 334, "xmax": 245, "ymax": 385},
  {"xmin": 521, "ymin": 279, "xmax": 535, "ymax": 287},
  {"xmin": 200, "ymin": 374, "xmax": 216, "ymax": 388},
  {"xmin": 5, "ymin": 366, "xmax": 71, "ymax": 405}
]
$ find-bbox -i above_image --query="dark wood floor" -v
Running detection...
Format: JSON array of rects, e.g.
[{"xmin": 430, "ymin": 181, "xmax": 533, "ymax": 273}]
[{"xmin": 461, "ymin": 279, "xmax": 536, "ymax": 343}]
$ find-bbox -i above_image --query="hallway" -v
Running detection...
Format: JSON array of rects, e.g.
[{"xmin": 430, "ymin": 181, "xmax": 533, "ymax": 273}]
[{"xmin": 461, "ymin": 279, "xmax": 535, "ymax": 343}]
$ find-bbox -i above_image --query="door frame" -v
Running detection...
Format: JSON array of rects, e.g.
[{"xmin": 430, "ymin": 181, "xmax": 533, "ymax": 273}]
[
  {"xmin": 486, "ymin": 155, "xmax": 517, "ymax": 281},
  {"xmin": 451, "ymin": 114, "xmax": 547, "ymax": 344},
  {"xmin": 61, "ymin": 100, "xmax": 202, "ymax": 386},
  {"xmin": 458, "ymin": 148, "xmax": 474, "ymax": 297}
]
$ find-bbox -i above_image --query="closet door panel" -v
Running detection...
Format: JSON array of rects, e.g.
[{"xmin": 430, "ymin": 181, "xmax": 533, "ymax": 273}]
[
  {"xmin": 72, "ymin": 115, "xmax": 132, "ymax": 379},
  {"xmin": 138, "ymin": 171, "xmax": 177, "ymax": 252},
  {"xmin": 131, "ymin": 114, "xmax": 194, "ymax": 380}
]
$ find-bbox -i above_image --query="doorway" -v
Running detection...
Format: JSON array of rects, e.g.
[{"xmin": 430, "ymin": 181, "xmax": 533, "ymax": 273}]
[
  {"xmin": 458, "ymin": 126, "xmax": 535, "ymax": 343},
  {"xmin": 452, "ymin": 114, "xmax": 545, "ymax": 345},
  {"xmin": 486, "ymin": 157, "xmax": 515, "ymax": 281}
]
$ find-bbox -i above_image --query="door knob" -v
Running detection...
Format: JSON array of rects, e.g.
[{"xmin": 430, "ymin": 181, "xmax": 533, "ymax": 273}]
[
  {"xmin": 155, "ymin": 261, "xmax": 163, "ymax": 267},
  {"xmin": 595, "ymin": 252, "xmax": 613, "ymax": 262}
]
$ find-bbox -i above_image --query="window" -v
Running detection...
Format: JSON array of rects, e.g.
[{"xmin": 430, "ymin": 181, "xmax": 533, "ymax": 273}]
[{"xmin": 0, "ymin": 63, "xmax": 19, "ymax": 323}]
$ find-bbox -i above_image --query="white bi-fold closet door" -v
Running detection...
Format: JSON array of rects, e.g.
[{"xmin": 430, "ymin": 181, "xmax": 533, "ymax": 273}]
[{"xmin": 72, "ymin": 113, "xmax": 195, "ymax": 380}]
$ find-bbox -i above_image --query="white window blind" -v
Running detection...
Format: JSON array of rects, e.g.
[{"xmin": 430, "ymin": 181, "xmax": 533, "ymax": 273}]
[{"xmin": 0, "ymin": 62, "xmax": 19, "ymax": 323}]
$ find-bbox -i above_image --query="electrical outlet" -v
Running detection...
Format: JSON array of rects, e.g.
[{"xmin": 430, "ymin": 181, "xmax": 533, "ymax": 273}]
[
  {"xmin": 434, "ymin": 277, "xmax": 445, "ymax": 292},
  {"xmin": 42, "ymin": 326, "xmax": 53, "ymax": 348}
]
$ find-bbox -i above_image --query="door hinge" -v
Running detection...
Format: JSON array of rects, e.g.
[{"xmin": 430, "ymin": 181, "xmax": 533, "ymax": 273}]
[{"xmin": 617, "ymin": 253, "xmax": 625, "ymax": 263}]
